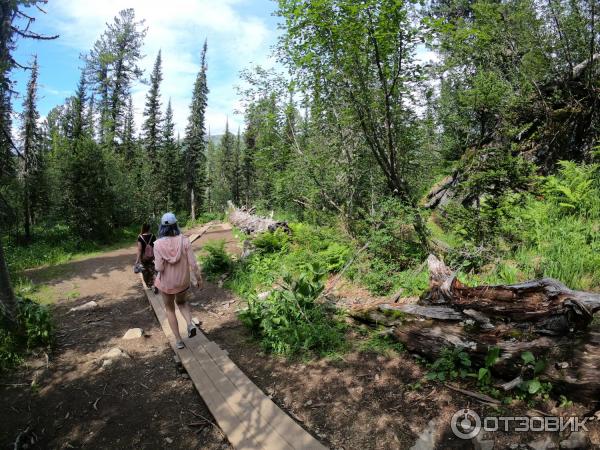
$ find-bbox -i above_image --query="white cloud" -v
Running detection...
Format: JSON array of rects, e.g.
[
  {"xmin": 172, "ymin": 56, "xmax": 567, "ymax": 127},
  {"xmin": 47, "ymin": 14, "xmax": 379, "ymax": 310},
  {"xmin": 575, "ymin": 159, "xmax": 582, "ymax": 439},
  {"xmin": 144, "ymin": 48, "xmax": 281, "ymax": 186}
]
[{"xmin": 45, "ymin": 0, "xmax": 278, "ymax": 135}]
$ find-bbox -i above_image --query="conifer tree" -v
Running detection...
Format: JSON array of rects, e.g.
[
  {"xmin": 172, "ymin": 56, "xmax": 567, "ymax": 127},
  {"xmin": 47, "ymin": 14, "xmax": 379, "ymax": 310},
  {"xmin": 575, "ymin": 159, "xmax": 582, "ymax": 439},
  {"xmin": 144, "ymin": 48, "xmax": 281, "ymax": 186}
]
[
  {"xmin": 85, "ymin": 94, "xmax": 95, "ymax": 138},
  {"xmin": 122, "ymin": 96, "xmax": 136, "ymax": 162},
  {"xmin": 20, "ymin": 56, "xmax": 41, "ymax": 242},
  {"xmin": 232, "ymin": 127, "xmax": 242, "ymax": 205},
  {"xmin": 142, "ymin": 50, "xmax": 163, "ymax": 169},
  {"xmin": 184, "ymin": 39, "xmax": 209, "ymax": 220},
  {"xmin": 71, "ymin": 70, "xmax": 87, "ymax": 140},
  {"xmin": 0, "ymin": 0, "xmax": 57, "ymax": 324},
  {"xmin": 160, "ymin": 99, "xmax": 182, "ymax": 210},
  {"xmin": 241, "ymin": 121, "xmax": 256, "ymax": 206},
  {"xmin": 86, "ymin": 8, "xmax": 146, "ymax": 150}
]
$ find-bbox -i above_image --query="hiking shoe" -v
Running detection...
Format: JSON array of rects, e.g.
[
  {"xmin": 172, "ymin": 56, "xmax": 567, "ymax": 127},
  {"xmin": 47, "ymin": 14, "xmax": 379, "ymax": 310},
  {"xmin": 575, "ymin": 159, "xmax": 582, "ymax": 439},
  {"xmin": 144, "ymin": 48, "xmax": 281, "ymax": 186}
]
[
  {"xmin": 187, "ymin": 323, "xmax": 197, "ymax": 338},
  {"xmin": 176, "ymin": 340, "xmax": 185, "ymax": 349}
]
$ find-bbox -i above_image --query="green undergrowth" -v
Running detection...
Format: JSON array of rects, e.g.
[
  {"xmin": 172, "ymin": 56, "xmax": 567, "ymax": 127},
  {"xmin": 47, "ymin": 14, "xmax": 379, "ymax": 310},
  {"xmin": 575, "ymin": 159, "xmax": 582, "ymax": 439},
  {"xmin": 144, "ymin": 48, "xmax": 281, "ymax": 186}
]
[
  {"xmin": 198, "ymin": 239, "xmax": 233, "ymax": 280},
  {"xmin": 441, "ymin": 161, "xmax": 600, "ymax": 291},
  {"xmin": 0, "ymin": 297, "xmax": 55, "ymax": 374},
  {"xmin": 238, "ymin": 264, "xmax": 347, "ymax": 357},
  {"xmin": 357, "ymin": 329, "xmax": 405, "ymax": 357},
  {"xmin": 4, "ymin": 223, "xmax": 139, "ymax": 274},
  {"xmin": 6, "ymin": 214, "xmax": 220, "ymax": 276},
  {"xmin": 226, "ymin": 223, "xmax": 354, "ymax": 297}
]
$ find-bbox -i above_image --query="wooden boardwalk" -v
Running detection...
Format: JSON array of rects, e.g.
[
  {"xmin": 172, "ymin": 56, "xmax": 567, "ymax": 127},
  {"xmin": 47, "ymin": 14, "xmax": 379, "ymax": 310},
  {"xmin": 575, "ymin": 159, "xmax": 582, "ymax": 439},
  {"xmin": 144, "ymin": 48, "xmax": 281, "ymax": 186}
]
[{"xmin": 142, "ymin": 226, "xmax": 326, "ymax": 450}]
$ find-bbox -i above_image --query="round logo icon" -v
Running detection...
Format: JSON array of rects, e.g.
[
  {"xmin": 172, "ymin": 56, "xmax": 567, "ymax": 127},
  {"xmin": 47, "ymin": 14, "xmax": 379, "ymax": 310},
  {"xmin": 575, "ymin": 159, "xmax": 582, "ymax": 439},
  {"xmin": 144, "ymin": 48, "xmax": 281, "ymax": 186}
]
[{"xmin": 451, "ymin": 409, "xmax": 481, "ymax": 439}]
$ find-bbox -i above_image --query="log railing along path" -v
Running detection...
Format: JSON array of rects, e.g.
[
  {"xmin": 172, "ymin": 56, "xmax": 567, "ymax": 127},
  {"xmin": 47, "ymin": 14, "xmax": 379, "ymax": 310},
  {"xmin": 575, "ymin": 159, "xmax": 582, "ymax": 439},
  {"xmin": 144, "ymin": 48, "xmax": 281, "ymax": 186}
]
[{"xmin": 142, "ymin": 223, "xmax": 326, "ymax": 450}]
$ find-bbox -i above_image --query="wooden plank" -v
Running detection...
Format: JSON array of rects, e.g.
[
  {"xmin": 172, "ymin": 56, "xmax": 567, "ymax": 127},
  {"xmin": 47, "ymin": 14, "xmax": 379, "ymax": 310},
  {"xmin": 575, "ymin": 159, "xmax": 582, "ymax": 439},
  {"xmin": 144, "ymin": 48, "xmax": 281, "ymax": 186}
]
[
  {"xmin": 186, "ymin": 221, "xmax": 216, "ymax": 244},
  {"xmin": 201, "ymin": 341, "xmax": 325, "ymax": 449},
  {"xmin": 145, "ymin": 288, "xmax": 261, "ymax": 449},
  {"xmin": 145, "ymin": 286, "xmax": 323, "ymax": 449}
]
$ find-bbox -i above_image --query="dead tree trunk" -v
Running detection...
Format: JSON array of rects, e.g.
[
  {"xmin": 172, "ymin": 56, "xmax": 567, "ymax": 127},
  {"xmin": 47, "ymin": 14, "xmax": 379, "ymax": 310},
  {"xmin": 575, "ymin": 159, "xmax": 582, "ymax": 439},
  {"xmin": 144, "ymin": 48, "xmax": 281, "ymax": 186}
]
[
  {"xmin": 227, "ymin": 201, "xmax": 290, "ymax": 235},
  {"xmin": 348, "ymin": 255, "xmax": 600, "ymax": 402}
]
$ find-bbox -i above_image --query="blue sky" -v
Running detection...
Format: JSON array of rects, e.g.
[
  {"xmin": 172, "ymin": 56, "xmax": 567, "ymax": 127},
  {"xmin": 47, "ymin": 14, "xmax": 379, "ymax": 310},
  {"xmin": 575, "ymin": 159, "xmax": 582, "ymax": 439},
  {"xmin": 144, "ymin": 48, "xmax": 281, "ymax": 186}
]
[{"xmin": 11, "ymin": 0, "xmax": 282, "ymax": 136}]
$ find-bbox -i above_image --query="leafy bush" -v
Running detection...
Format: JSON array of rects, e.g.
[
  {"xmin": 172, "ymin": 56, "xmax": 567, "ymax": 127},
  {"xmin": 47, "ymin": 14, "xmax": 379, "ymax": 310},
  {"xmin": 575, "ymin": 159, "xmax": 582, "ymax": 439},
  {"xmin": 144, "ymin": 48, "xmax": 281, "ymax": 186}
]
[
  {"xmin": 426, "ymin": 347, "xmax": 473, "ymax": 381},
  {"xmin": 239, "ymin": 264, "xmax": 346, "ymax": 356},
  {"xmin": 17, "ymin": 298, "xmax": 54, "ymax": 348},
  {"xmin": 354, "ymin": 197, "xmax": 426, "ymax": 270},
  {"xmin": 199, "ymin": 240, "xmax": 233, "ymax": 280},
  {"xmin": 0, "ymin": 329, "xmax": 22, "ymax": 372},
  {"xmin": 316, "ymin": 242, "xmax": 351, "ymax": 272},
  {"xmin": 252, "ymin": 228, "xmax": 290, "ymax": 253},
  {"xmin": 0, "ymin": 297, "xmax": 54, "ymax": 373}
]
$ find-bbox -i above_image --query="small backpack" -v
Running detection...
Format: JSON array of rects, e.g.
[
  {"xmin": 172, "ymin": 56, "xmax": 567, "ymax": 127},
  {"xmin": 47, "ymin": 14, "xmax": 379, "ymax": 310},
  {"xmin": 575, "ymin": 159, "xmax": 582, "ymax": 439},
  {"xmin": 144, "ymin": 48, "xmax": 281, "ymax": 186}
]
[{"xmin": 141, "ymin": 235, "xmax": 154, "ymax": 261}]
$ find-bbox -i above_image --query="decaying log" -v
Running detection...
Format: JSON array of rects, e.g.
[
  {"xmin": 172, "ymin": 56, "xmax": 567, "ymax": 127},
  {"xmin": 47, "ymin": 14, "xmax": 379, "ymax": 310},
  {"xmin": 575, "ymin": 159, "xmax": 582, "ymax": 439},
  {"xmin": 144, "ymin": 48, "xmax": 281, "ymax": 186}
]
[
  {"xmin": 227, "ymin": 201, "xmax": 290, "ymax": 235},
  {"xmin": 348, "ymin": 255, "xmax": 600, "ymax": 402},
  {"xmin": 424, "ymin": 255, "xmax": 600, "ymax": 335}
]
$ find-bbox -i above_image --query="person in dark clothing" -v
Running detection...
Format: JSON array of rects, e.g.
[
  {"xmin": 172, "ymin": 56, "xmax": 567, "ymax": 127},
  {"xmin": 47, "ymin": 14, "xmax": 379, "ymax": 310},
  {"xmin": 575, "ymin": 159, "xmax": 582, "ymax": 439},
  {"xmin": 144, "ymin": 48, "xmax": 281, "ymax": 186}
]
[{"xmin": 135, "ymin": 223, "xmax": 158, "ymax": 293}]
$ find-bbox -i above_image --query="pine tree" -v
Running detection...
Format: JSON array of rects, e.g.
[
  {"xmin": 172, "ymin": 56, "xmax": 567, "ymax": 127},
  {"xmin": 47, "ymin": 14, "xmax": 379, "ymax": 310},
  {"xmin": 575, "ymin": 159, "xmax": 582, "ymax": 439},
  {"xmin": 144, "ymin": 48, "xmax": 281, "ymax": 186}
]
[
  {"xmin": 160, "ymin": 99, "xmax": 182, "ymax": 210},
  {"xmin": 0, "ymin": 1, "xmax": 57, "ymax": 325},
  {"xmin": 142, "ymin": 50, "xmax": 163, "ymax": 170},
  {"xmin": 20, "ymin": 56, "xmax": 41, "ymax": 242},
  {"xmin": 183, "ymin": 39, "xmax": 209, "ymax": 220},
  {"xmin": 232, "ymin": 127, "xmax": 242, "ymax": 205},
  {"xmin": 122, "ymin": 96, "xmax": 136, "ymax": 162},
  {"xmin": 241, "ymin": 121, "xmax": 256, "ymax": 206},
  {"xmin": 217, "ymin": 119, "xmax": 235, "ymax": 204},
  {"xmin": 86, "ymin": 8, "xmax": 146, "ymax": 150},
  {"xmin": 85, "ymin": 94, "xmax": 95, "ymax": 138},
  {"xmin": 71, "ymin": 70, "xmax": 87, "ymax": 140}
]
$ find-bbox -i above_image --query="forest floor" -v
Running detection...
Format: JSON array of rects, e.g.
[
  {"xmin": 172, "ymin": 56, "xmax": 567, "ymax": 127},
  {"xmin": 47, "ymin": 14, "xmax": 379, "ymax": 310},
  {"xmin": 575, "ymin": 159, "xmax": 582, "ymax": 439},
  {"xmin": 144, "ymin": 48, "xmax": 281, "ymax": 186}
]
[{"xmin": 1, "ymin": 224, "xmax": 599, "ymax": 449}]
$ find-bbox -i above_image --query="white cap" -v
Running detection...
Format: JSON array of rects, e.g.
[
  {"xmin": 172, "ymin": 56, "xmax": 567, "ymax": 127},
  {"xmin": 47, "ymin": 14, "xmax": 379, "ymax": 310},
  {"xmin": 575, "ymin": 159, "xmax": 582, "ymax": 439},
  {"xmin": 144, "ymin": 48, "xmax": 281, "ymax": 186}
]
[{"xmin": 160, "ymin": 212, "xmax": 177, "ymax": 226}]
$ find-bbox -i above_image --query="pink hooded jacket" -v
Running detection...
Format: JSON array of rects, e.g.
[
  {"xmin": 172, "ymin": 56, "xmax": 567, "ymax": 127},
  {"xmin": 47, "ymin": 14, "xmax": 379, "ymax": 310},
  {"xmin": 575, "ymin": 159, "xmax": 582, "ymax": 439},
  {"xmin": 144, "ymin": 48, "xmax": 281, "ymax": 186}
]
[{"xmin": 153, "ymin": 235, "xmax": 198, "ymax": 294}]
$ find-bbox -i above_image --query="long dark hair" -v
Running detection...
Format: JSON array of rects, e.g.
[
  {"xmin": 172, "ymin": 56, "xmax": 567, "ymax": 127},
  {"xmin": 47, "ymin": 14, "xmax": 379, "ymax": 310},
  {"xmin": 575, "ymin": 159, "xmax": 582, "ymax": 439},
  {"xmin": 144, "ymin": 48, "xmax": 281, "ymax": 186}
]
[
  {"xmin": 158, "ymin": 223, "xmax": 181, "ymax": 238},
  {"xmin": 140, "ymin": 223, "xmax": 151, "ymax": 235}
]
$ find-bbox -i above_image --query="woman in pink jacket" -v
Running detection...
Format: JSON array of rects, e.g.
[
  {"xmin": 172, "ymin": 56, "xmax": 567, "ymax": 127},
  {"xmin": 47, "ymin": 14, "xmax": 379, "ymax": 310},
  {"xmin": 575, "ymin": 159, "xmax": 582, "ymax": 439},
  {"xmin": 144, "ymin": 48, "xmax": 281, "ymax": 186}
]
[{"xmin": 154, "ymin": 213, "xmax": 203, "ymax": 349}]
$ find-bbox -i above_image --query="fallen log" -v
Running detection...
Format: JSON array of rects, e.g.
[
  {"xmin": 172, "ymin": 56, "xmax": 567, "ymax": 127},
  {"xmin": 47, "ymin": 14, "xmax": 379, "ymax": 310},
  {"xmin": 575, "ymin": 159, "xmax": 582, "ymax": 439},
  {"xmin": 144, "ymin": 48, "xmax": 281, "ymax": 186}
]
[
  {"xmin": 348, "ymin": 255, "xmax": 600, "ymax": 402},
  {"xmin": 424, "ymin": 255, "xmax": 600, "ymax": 335},
  {"xmin": 226, "ymin": 201, "xmax": 290, "ymax": 235}
]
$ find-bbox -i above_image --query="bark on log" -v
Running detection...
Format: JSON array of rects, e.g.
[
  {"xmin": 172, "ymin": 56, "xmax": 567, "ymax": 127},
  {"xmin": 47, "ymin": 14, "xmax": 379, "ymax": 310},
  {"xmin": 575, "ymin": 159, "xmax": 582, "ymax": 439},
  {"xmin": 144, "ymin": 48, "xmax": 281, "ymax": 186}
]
[
  {"xmin": 347, "ymin": 255, "xmax": 600, "ymax": 402},
  {"xmin": 227, "ymin": 201, "xmax": 290, "ymax": 235},
  {"xmin": 424, "ymin": 255, "xmax": 600, "ymax": 335}
]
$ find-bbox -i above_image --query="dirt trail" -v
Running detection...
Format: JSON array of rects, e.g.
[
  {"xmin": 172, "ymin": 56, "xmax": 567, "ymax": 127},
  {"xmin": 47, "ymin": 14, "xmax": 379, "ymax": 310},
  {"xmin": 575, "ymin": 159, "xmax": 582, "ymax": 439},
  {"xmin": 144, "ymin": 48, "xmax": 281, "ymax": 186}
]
[
  {"xmin": 0, "ymin": 225, "xmax": 234, "ymax": 449},
  {"xmin": 2, "ymin": 223, "xmax": 598, "ymax": 449}
]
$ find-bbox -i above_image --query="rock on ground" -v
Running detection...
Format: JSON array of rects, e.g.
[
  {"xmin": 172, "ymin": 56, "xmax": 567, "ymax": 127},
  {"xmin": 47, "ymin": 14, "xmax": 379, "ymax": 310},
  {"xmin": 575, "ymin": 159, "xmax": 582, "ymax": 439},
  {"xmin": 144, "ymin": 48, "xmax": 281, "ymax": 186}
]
[
  {"xmin": 122, "ymin": 328, "xmax": 144, "ymax": 340},
  {"xmin": 99, "ymin": 347, "xmax": 130, "ymax": 368},
  {"xmin": 528, "ymin": 436, "xmax": 557, "ymax": 450},
  {"xmin": 559, "ymin": 431, "xmax": 589, "ymax": 449},
  {"xmin": 69, "ymin": 301, "xmax": 98, "ymax": 312}
]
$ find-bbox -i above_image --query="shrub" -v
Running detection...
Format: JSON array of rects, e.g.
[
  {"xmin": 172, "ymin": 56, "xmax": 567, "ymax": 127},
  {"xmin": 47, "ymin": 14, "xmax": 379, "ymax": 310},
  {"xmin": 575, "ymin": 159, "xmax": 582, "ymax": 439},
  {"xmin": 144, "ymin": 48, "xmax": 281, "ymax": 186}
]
[
  {"xmin": 0, "ymin": 329, "xmax": 22, "ymax": 372},
  {"xmin": 316, "ymin": 242, "xmax": 351, "ymax": 272},
  {"xmin": 239, "ymin": 264, "xmax": 346, "ymax": 356},
  {"xmin": 17, "ymin": 297, "xmax": 54, "ymax": 348},
  {"xmin": 252, "ymin": 228, "xmax": 290, "ymax": 253},
  {"xmin": 0, "ymin": 297, "xmax": 54, "ymax": 373},
  {"xmin": 199, "ymin": 240, "xmax": 233, "ymax": 280}
]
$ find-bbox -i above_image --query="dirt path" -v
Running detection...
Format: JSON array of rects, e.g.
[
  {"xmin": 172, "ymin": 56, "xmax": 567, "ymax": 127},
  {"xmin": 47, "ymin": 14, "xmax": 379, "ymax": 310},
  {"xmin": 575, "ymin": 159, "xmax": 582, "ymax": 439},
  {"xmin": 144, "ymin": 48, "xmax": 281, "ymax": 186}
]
[
  {"xmin": 2, "ymin": 223, "xmax": 599, "ymax": 449},
  {"xmin": 0, "ymin": 226, "xmax": 232, "ymax": 449}
]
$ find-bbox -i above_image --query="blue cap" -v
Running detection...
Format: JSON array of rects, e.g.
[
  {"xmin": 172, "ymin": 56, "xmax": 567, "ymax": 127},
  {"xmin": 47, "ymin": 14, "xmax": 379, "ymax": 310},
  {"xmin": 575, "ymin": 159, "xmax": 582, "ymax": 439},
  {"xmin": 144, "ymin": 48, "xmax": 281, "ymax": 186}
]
[{"xmin": 160, "ymin": 212, "xmax": 177, "ymax": 226}]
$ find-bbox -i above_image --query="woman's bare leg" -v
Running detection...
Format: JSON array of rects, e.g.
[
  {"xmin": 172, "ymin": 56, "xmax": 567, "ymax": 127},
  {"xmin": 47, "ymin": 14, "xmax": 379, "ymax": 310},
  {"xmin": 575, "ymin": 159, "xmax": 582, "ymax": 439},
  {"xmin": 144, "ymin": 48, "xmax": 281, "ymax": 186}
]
[
  {"xmin": 175, "ymin": 292, "xmax": 193, "ymax": 326},
  {"xmin": 162, "ymin": 292, "xmax": 183, "ymax": 341}
]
